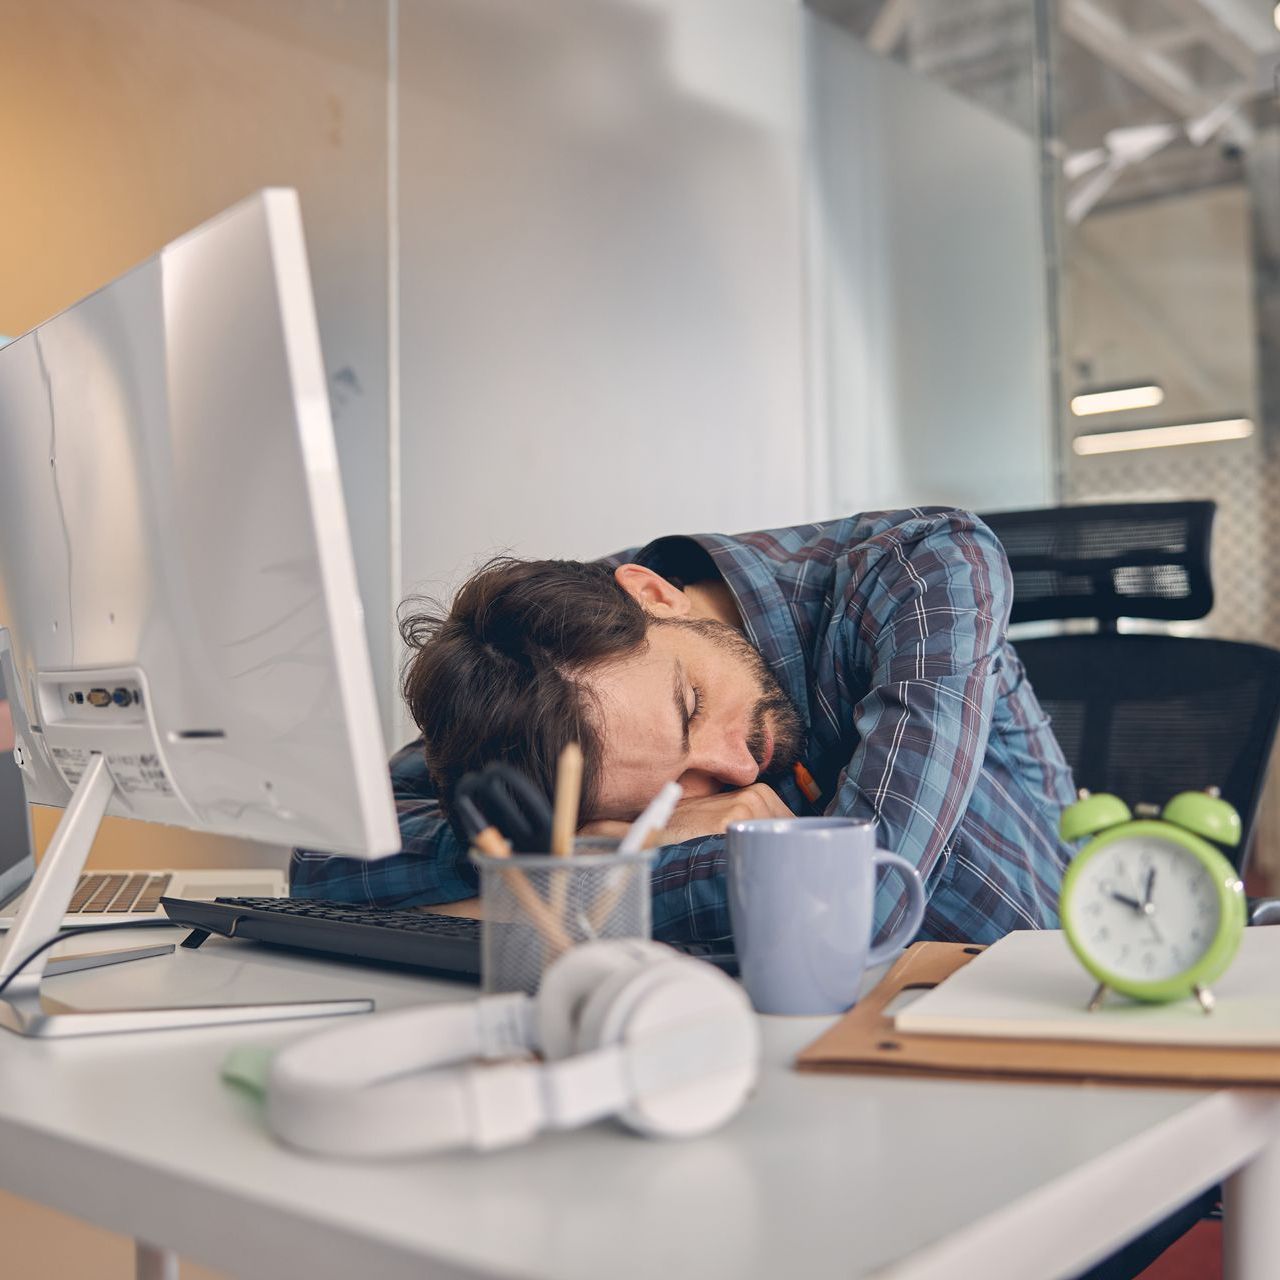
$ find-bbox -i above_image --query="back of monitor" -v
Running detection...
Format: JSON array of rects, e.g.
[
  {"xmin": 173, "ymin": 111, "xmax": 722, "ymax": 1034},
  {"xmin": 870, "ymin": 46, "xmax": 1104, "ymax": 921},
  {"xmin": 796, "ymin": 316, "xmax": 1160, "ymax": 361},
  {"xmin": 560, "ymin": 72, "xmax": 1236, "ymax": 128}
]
[{"xmin": 0, "ymin": 190, "xmax": 397, "ymax": 857}]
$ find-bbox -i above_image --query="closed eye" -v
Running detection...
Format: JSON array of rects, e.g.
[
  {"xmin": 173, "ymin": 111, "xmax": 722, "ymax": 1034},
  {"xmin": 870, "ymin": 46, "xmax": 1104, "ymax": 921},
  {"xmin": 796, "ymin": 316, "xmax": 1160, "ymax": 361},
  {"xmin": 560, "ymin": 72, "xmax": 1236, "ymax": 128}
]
[
  {"xmin": 673, "ymin": 661, "xmax": 699, "ymax": 755},
  {"xmin": 689, "ymin": 683, "xmax": 704, "ymax": 724}
]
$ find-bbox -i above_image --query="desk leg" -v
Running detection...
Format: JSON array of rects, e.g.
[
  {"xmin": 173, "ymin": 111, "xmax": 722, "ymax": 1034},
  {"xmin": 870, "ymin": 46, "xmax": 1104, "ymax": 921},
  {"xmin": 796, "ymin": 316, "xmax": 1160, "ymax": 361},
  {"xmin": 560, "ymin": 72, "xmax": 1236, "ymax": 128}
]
[
  {"xmin": 1223, "ymin": 1122, "xmax": 1280, "ymax": 1280},
  {"xmin": 136, "ymin": 1241, "xmax": 178, "ymax": 1280}
]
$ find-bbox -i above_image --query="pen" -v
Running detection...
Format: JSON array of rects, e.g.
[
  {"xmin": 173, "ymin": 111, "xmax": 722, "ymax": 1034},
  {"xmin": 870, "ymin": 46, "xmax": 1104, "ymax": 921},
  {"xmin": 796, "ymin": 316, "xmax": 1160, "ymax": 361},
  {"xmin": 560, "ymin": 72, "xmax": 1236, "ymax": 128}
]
[
  {"xmin": 618, "ymin": 781, "xmax": 683, "ymax": 854},
  {"xmin": 794, "ymin": 761, "xmax": 822, "ymax": 806}
]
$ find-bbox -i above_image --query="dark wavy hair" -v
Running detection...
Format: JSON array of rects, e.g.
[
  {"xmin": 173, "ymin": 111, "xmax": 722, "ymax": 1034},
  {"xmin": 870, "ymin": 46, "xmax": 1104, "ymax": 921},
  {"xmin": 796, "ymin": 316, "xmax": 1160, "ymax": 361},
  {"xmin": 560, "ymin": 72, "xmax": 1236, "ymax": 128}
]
[{"xmin": 400, "ymin": 557, "xmax": 649, "ymax": 826}]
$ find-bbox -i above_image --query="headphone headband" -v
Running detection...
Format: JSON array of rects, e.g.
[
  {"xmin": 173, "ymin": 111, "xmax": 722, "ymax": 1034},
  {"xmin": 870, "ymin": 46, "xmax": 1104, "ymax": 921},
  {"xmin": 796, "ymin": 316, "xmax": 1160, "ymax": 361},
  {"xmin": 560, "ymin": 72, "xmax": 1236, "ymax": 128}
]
[{"xmin": 266, "ymin": 942, "xmax": 759, "ymax": 1158}]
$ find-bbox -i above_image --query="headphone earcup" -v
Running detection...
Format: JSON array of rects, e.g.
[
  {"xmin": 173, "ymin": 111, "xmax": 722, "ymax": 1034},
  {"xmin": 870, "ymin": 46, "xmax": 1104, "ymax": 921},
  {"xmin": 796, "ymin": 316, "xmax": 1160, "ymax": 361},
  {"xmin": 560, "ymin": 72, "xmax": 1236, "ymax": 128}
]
[
  {"xmin": 535, "ymin": 938, "xmax": 675, "ymax": 1060},
  {"xmin": 572, "ymin": 956, "xmax": 690, "ymax": 1055},
  {"xmin": 575, "ymin": 956, "xmax": 759, "ymax": 1140}
]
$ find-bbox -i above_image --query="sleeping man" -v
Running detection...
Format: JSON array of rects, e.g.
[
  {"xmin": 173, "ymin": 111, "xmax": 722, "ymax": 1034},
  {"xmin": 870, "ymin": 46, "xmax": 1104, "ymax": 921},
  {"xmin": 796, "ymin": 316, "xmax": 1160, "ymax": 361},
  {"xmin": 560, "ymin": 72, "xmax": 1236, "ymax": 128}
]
[{"xmin": 292, "ymin": 508, "xmax": 1076, "ymax": 945}]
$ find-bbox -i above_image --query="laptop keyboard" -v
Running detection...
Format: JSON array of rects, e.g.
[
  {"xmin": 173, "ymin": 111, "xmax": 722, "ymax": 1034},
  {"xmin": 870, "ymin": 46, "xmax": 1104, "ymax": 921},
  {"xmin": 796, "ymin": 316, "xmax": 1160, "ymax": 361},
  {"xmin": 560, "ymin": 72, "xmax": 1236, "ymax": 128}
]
[{"xmin": 67, "ymin": 872, "xmax": 172, "ymax": 914}]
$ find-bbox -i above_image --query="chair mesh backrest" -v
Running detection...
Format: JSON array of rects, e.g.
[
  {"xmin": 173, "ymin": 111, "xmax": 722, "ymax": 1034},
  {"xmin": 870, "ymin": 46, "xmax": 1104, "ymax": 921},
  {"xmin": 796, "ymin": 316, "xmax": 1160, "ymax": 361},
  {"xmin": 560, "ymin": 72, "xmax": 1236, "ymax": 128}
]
[
  {"xmin": 979, "ymin": 502, "xmax": 1215, "ymax": 625},
  {"xmin": 1015, "ymin": 634, "xmax": 1280, "ymax": 867}
]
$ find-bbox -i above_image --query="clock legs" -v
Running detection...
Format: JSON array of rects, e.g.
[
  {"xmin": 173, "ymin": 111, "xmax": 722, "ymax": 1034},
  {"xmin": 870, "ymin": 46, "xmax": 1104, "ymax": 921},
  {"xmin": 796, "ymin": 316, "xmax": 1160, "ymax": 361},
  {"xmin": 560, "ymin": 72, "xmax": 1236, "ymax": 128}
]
[{"xmin": 1086, "ymin": 981, "xmax": 1216, "ymax": 1013}]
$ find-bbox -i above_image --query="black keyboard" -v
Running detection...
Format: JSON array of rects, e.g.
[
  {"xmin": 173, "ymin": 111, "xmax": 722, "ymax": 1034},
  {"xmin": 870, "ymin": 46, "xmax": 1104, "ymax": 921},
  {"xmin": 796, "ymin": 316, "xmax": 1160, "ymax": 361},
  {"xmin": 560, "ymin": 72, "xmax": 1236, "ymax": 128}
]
[
  {"xmin": 161, "ymin": 896, "xmax": 738, "ymax": 981},
  {"xmin": 161, "ymin": 896, "xmax": 485, "ymax": 979}
]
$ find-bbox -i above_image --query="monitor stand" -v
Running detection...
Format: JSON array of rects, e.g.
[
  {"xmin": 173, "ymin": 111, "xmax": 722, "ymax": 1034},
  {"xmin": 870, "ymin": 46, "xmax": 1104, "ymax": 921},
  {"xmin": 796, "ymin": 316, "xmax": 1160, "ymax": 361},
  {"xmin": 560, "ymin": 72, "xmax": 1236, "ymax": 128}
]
[{"xmin": 0, "ymin": 753, "xmax": 373, "ymax": 1038}]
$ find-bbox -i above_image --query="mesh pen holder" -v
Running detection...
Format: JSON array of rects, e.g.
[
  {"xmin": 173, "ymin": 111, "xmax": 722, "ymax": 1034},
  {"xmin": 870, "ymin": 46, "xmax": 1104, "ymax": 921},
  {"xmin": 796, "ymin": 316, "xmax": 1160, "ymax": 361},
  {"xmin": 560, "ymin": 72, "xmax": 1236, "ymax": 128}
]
[{"xmin": 470, "ymin": 838, "xmax": 653, "ymax": 995}]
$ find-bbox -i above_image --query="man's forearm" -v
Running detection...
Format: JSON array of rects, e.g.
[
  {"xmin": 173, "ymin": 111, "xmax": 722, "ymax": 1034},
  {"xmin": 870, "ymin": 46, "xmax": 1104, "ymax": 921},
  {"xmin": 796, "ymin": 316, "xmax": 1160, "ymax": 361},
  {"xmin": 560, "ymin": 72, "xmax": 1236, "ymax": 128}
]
[{"xmin": 289, "ymin": 799, "xmax": 476, "ymax": 907}]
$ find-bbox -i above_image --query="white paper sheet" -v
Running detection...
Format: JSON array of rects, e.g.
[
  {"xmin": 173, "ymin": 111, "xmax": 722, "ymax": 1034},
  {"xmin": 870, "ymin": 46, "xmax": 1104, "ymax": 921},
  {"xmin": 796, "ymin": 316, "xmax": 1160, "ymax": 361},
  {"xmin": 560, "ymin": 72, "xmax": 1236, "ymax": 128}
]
[{"xmin": 895, "ymin": 928, "xmax": 1280, "ymax": 1047}]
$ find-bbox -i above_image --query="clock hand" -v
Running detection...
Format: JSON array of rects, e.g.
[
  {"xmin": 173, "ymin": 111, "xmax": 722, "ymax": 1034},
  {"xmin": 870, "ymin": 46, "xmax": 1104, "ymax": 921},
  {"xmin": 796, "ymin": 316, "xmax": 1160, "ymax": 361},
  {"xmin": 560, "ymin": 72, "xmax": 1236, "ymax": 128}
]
[
  {"xmin": 1109, "ymin": 891, "xmax": 1143, "ymax": 911},
  {"xmin": 1134, "ymin": 868, "xmax": 1165, "ymax": 941}
]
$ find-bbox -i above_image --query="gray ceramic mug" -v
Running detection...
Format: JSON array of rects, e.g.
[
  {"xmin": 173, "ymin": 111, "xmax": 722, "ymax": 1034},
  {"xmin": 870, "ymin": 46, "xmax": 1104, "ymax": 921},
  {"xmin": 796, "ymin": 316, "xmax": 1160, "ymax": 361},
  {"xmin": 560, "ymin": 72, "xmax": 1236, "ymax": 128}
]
[{"xmin": 725, "ymin": 817, "xmax": 926, "ymax": 1015}]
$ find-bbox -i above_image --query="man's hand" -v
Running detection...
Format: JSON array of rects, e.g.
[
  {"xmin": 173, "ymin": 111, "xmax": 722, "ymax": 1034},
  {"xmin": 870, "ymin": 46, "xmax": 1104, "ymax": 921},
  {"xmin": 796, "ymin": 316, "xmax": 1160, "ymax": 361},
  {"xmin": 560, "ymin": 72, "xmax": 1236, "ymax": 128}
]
[
  {"xmin": 579, "ymin": 783, "xmax": 794, "ymax": 845},
  {"xmin": 664, "ymin": 783, "xmax": 794, "ymax": 842}
]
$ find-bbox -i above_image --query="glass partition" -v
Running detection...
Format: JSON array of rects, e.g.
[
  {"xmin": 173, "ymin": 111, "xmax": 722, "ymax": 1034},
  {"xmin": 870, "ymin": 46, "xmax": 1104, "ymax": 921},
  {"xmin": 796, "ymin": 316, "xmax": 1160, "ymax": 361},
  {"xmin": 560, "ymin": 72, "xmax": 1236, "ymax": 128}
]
[
  {"xmin": 1052, "ymin": 0, "xmax": 1280, "ymax": 884},
  {"xmin": 818, "ymin": 0, "xmax": 1280, "ymax": 883}
]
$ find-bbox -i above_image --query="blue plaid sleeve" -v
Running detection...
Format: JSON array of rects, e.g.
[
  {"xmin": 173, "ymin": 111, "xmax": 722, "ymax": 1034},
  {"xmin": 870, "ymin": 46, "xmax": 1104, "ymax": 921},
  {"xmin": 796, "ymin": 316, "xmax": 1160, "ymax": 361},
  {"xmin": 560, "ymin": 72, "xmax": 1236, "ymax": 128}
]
[
  {"xmin": 649, "ymin": 835, "xmax": 733, "ymax": 945},
  {"xmin": 288, "ymin": 739, "xmax": 478, "ymax": 905},
  {"xmin": 829, "ymin": 511, "xmax": 1014, "ymax": 938}
]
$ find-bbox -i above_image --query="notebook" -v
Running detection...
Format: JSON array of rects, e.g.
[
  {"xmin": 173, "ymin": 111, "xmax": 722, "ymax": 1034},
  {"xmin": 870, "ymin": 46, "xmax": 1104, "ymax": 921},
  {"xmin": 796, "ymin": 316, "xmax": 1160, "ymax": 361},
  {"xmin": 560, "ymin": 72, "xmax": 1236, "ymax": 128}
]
[{"xmin": 894, "ymin": 928, "xmax": 1280, "ymax": 1048}]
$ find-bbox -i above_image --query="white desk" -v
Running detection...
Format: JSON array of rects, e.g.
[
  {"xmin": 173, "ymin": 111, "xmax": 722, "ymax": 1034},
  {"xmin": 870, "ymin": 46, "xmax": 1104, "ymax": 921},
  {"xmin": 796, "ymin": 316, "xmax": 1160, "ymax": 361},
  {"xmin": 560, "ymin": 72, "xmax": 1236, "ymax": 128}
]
[{"xmin": 2, "ymin": 927, "xmax": 1279, "ymax": 1280}]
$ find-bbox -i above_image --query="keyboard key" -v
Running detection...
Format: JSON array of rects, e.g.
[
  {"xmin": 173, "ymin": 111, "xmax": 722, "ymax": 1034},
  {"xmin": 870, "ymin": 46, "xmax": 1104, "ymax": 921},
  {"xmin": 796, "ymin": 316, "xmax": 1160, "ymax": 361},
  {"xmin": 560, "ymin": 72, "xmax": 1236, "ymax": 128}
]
[
  {"xmin": 82, "ymin": 875, "xmax": 128, "ymax": 913},
  {"xmin": 132, "ymin": 874, "xmax": 172, "ymax": 914},
  {"xmin": 106, "ymin": 874, "xmax": 151, "ymax": 913},
  {"xmin": 69, "ymin": 874, "xmax": 105, "ymax": 913}
]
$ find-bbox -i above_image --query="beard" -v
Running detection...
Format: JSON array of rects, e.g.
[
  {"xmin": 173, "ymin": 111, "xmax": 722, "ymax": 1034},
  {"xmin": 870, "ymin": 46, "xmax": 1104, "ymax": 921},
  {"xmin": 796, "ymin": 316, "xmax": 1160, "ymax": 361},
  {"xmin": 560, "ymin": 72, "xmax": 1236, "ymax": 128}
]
[{"xmin": 663, "ymin": 618, "xmax": 805, "ymax": 778}]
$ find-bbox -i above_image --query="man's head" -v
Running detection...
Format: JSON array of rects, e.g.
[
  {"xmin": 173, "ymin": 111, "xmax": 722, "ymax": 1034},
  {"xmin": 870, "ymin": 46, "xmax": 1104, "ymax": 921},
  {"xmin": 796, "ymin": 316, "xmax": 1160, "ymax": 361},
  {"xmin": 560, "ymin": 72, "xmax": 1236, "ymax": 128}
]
[{"xmin": 401, "ymin": 556, "xmax": 805, "ymax": 828}]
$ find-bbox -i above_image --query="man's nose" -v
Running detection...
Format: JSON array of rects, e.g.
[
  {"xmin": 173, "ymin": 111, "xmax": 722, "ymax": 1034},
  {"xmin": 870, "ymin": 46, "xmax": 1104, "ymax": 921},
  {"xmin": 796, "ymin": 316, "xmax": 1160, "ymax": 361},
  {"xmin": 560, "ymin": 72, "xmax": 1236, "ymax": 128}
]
[{"xmin": 686, "ymin": 738, "xmax": 759, "ymax": 791}]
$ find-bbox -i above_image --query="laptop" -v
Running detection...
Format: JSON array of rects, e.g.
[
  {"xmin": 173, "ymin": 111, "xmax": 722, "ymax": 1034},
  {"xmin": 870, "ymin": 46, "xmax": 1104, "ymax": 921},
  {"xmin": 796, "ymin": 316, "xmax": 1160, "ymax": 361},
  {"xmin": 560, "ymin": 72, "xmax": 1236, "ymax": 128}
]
[{"xmin": 0, "ymin": 736, "xmax": 287, "ymax": 931}]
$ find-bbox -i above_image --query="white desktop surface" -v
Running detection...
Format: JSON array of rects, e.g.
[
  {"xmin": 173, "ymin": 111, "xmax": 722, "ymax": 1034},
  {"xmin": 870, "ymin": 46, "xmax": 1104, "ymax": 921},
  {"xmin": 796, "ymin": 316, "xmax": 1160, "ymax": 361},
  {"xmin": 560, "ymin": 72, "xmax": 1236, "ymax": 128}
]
[{"xmin": 2, "ymin": 928, "xmax": 1279, "ymax": 1280}]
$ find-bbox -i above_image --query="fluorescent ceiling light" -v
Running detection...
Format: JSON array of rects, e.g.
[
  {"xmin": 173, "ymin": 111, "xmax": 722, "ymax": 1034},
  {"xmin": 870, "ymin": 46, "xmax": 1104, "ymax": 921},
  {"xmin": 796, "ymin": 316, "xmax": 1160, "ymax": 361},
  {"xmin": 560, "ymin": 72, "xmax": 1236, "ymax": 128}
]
[
  {"xmin": 1073, "ymin": 418, "xmax": 1254, "ymax": 456},
  {"xmin": 1274, "ymin": 1, "xmax": 1279, "ymax": 31},
  {"xmin": 1070, "ymin": 384, "xmax": 1165, "ymax": 416}
]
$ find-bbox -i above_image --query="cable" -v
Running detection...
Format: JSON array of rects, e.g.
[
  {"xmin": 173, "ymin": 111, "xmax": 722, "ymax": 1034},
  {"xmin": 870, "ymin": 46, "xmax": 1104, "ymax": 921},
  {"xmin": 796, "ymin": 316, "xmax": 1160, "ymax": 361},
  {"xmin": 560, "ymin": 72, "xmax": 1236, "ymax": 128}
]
[{"xmin": 0, "ymin": 919, "xmax": 176, "ymax": 999}]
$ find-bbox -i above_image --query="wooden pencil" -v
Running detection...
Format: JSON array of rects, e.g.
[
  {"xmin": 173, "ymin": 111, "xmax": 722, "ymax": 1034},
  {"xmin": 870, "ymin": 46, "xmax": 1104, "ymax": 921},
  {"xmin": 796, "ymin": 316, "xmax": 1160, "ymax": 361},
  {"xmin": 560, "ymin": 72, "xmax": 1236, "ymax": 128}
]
[
  {"xmin": 551, "ymin": 742, "xmax": 582, "ymax": 857},
  {"xmin": 548, "ymin": 742, "xmax": 582, "ymax": 928}
]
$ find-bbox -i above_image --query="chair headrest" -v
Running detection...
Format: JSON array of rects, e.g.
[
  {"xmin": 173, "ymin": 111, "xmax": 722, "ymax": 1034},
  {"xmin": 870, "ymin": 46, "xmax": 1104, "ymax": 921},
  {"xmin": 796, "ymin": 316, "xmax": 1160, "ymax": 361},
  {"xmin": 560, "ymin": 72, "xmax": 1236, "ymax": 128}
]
[{"xmin": 978, "ymin": 501, "xmax": 1215, "ymax": 625}]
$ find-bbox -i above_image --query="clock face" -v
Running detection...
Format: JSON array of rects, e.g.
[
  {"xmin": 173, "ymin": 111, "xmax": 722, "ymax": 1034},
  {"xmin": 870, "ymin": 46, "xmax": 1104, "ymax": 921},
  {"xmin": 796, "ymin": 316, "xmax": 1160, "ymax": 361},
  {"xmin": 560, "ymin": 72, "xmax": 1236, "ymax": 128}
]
[{"xmin": 1067, "ymin": 834, "xmax": 1222, "ymax": 985}]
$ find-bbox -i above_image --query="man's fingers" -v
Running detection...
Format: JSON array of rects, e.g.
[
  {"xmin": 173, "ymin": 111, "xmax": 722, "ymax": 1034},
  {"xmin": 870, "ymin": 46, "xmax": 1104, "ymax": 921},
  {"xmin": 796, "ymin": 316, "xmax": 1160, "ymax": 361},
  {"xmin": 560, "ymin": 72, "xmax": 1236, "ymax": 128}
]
[
  {"xmin": 740, "ymin": 783, "xmax": 793, "ymax": 818},
  {"xmin": 661, "ymin": 783, "xmax": 796, "ymax": 841}
]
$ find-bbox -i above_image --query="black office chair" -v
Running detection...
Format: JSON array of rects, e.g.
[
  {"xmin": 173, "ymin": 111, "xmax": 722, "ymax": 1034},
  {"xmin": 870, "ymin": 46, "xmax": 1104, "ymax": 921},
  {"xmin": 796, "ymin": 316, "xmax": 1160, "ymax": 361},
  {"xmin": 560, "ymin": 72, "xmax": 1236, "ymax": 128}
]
[{"xmin": 978, "ymin": 501, "xmax": 1280, "ymax": 873}]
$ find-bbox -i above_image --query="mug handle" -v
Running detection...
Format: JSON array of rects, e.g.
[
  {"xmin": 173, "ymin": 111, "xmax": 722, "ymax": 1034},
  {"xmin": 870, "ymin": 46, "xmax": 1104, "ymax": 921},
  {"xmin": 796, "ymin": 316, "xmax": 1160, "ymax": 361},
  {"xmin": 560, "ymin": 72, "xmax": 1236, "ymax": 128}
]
[{"xmin": 865, "ymin": 851, "xmax": 926, "ymax": 966}]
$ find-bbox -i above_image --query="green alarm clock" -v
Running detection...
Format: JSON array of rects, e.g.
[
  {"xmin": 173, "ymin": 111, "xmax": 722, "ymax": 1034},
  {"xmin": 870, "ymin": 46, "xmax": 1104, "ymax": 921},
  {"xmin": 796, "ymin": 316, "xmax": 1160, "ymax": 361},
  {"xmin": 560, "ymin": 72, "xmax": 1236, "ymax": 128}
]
[{"xmin": 1058, "ymin": 787, "xmax": 1246, "ymax": 1013}]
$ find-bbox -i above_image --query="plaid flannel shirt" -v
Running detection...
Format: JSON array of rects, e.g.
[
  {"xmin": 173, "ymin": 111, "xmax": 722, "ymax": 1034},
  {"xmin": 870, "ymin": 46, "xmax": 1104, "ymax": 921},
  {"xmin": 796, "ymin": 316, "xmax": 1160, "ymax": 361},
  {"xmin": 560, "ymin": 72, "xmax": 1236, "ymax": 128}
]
[{"xmin": 291, "ymin": 509, "xmax": 1077, "ymax": 944}]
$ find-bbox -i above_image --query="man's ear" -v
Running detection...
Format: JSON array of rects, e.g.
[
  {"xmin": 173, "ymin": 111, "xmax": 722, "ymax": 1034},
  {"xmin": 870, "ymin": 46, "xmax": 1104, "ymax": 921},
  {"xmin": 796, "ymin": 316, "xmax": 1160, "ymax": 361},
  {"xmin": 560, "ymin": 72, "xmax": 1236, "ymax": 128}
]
[{"xmin": 614, "ymin": 564, "xmax": 692, "ymax": 619}]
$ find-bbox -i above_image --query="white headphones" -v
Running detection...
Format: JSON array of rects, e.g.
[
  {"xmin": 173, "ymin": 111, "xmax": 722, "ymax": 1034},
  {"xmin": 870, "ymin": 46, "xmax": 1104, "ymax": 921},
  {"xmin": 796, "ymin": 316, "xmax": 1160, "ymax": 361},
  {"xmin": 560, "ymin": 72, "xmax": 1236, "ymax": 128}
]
[{"xmin": 267, "ymin": 939, "xmax": 760, "ymax": 1158}]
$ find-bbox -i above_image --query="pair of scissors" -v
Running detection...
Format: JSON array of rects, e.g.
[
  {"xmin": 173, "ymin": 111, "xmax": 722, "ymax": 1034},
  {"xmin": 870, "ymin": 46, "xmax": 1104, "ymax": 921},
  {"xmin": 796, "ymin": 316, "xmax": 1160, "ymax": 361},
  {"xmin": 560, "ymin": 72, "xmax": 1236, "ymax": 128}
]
[{"xmin": 455, "ymin": 763, "xmax": 554, "ymax": 853}]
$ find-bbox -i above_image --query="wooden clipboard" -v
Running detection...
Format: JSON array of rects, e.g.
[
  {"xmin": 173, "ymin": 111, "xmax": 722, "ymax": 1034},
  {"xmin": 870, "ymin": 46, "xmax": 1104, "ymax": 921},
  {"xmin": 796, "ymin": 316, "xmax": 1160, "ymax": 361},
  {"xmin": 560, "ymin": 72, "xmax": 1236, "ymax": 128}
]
[{"xmin": 795, "ymin": 942, "xmax": 1280, "ymax": 1087}]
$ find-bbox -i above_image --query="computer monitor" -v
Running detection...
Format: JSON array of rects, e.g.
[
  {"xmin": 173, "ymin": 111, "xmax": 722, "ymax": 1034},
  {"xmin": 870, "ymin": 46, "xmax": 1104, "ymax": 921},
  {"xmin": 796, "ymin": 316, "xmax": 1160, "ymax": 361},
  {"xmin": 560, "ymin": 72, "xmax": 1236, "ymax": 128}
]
[{"xmin": 0, "ymin": 190, "xmax": 399, "ymax": 1035}]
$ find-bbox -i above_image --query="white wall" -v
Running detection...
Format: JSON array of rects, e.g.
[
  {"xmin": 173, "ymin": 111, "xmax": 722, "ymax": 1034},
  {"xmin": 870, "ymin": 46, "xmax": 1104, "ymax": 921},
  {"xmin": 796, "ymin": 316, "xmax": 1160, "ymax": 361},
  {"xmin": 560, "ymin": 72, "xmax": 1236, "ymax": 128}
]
[
  {"xmin": 395, "ymin": 0, "xmax": 811, "ymax": 628},
  {"xmin": 392, "ymin": 5, "xmax": 1055, "ymax": 753},
  {"xmin": 808, "ymin": 17, "xmax": 1054, "ymax": 515}
]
